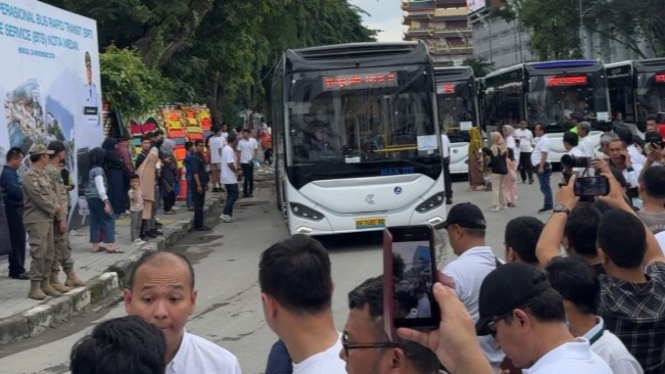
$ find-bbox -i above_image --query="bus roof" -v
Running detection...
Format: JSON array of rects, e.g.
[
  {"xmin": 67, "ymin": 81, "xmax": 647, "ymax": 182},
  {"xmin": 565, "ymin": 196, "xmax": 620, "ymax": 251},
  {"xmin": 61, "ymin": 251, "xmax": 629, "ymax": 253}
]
[
  {"xmin": 634, "ymin": 58, "xmax": 665, "ymax": 72},
  {"xmin": 434, "ymin": 66, "xmax": 474, "ymax": 81},
  {"xmin": 283, "ymin": 41, "xmax": 431, "ymax": 73}
]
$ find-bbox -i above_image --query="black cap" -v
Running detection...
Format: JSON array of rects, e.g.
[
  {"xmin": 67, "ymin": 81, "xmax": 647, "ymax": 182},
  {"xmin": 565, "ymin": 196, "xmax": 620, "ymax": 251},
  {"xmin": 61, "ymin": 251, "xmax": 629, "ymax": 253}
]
[
  {"xmin": 645, "ymin": 131, "xmax": 663, "ymax": 143},
  {"xmin": 476, "ymin": 263, "xmax": 551, "ymax": 336},
  {"xmin": 439, "ymin": 203, "xmax": 486, "ymax": 230},
  {"xmin": 48, "ymin": 141, "xmax": 66, "ymax": 154}
]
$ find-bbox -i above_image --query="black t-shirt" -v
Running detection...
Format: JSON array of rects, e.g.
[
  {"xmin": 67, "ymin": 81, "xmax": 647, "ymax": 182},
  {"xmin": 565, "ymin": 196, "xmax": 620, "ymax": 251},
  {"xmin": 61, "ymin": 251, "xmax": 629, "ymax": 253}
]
[{"xmin": 190, "ymin": 153, "xmax": 209, "ymax": 188}]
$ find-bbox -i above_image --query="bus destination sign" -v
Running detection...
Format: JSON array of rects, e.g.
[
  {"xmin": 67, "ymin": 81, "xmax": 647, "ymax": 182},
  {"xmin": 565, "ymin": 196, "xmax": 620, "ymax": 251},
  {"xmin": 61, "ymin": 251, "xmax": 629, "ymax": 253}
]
[
  {"xmin": 323, "ymin": 72, "xmax": 397, "ymax": 91},
  {"xmin": 546, "ymin": 75, "xmax": 588, "ymax": 87}
]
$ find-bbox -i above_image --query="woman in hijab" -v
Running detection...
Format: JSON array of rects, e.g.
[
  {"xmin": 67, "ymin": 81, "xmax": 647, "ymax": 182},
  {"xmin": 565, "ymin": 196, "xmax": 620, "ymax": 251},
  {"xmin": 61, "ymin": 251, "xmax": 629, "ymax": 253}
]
[
  {"xmin": 137, "ymin": 147, "xmax": 160, "ymax": 237},
  {"xmin": 489, "ymin": 131, "xmax": 508, "ymax": 212},
  {"xmin": 84, "ymin": 147, "xmax": 121, "ymax": 253},
  {"xmin": 102, "ymin": 138, "xmax": 128, "ymax": 218},
  {"xmin": 467, "ymin": 126, "xmax": 485, "ymax": 190},
  {"xmin": 159, "ymin": 139, "xmax": 179, "ymax": 214}
]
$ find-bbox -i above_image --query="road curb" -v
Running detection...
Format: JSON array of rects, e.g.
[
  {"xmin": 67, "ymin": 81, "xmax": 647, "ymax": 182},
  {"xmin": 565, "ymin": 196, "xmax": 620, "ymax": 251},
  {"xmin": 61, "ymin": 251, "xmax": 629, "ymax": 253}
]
[{"xmin": 0, "ymin": 195, "xmax": 225, "ymax": 347}]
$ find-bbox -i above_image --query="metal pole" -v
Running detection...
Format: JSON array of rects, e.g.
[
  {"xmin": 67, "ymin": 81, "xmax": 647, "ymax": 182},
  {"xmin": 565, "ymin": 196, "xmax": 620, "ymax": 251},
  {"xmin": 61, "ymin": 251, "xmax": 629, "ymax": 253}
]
[{"xmin": 578, "ymin": 0, "xmax": 585, "ymax": 58}]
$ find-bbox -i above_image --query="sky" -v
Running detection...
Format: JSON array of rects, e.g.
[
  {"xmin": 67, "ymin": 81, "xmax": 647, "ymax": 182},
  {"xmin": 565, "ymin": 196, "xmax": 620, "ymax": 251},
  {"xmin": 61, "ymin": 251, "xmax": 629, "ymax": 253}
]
[{"xmin": 348, "ymin": 0, "xmax": 405, "ymax": 42}]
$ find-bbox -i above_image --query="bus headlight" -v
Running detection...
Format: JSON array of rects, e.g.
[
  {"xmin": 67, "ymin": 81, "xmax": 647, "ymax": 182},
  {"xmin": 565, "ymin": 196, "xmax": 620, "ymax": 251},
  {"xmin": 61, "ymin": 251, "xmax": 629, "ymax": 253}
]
[
  {"xmin": 290, "ymin": 203, "xmax": 325, "ymax": 221},
  {"xmin": 415, "ymin": 192, "xmax": 445, "ymax": 213}
]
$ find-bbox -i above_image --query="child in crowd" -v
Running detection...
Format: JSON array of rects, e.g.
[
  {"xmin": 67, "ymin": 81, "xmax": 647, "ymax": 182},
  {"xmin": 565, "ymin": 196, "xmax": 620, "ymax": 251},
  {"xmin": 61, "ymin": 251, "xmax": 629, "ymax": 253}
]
[
  {"xmin": 128, "ymin": 174, "xmax": 145, "ymax": 246},
  {"xmin": 504, "ymin": 148, "xmax": 517, "ymax": 207}
]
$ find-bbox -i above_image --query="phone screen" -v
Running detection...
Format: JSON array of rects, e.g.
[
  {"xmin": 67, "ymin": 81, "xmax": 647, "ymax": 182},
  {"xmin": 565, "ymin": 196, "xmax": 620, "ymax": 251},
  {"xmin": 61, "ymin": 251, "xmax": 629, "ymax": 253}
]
[
  {"xmin": 574, "ymin": 176, "xmax": 609, "ymax": 197},
  {"xmin": 387, "ymin": 226, "xmax": 440, "ymax": 329}
]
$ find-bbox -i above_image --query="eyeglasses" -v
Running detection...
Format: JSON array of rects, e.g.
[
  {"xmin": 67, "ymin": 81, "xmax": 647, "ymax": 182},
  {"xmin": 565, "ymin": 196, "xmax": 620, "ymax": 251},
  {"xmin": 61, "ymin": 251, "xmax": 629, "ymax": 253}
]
[
  {"xmin": 486, "ymin": 311, "xmax": 513, "ymax": 338},
  {"xmin": 341, "ymin": 331, "xmax": 397, "ymax": 357}
]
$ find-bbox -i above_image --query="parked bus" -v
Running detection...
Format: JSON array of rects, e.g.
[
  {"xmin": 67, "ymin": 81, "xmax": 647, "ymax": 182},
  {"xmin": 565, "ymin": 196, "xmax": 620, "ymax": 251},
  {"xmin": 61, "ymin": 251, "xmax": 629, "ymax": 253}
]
[
  {"xmin": 271, "ymin": 41, "xmax": 446, "ymax": 235},
  {"xmin": 434, "ymin": 66, "xmax": 480, "ymax": 174},
  {"xmin": 482, "ymin": 60, "xmax": 612, "ymax": 164},
  {"xmin": 606, "ymin": 58, "xmax": 665, "ymax": 135}
]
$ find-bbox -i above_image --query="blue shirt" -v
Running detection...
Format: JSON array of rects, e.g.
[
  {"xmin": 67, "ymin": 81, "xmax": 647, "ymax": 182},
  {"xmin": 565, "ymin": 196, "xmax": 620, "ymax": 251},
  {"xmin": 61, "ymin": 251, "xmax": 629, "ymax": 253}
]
[
  {"xmin": 184, "ymin": 153, "xmax": 193, "ymax": 179},
  {"xmin": 0, "ymin": 166, "xmax": 23, "ymax": 208}
]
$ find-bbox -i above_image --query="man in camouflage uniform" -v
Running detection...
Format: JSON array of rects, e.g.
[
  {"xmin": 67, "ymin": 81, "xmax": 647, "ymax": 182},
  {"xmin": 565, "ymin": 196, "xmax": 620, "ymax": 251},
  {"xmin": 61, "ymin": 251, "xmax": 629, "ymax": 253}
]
[
  {"xmin": 22, "ymin": 144, "xmax": 62, "ymax": 300},
  {"xmin": 46, "ymin": 141, "xmax": 85, "ymax": 293}
]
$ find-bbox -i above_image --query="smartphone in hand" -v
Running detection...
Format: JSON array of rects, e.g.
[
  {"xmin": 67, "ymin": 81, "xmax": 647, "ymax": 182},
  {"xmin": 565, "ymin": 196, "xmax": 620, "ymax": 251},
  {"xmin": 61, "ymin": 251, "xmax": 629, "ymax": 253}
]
[{"xmin": 383, "ymin": 225, "xmax": 440, "ymax": 341}]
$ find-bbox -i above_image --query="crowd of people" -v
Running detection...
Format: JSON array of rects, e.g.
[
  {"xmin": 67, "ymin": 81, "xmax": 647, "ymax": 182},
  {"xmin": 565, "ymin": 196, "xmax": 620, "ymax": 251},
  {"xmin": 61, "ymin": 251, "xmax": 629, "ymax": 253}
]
[{"xmin": 0, "ymin": 121, "xmax": 273, "ymax": 301}]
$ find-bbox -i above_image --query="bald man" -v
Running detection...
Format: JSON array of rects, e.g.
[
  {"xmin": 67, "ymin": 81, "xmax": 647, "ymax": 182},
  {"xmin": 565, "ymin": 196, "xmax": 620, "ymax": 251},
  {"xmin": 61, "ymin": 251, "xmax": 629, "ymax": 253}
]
[{"xmin": 124, "ymin": 251, "xmax": 242, "ymax": 373}]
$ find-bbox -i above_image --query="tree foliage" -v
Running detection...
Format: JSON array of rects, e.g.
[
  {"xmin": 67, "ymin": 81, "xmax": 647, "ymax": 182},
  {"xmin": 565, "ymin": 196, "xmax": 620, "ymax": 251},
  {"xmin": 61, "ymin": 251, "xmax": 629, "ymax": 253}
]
[
  {"xmin": 42, "ymin": 0, "xmax": 377, "ymax": 123},
  {"xmin": 99, "ymin": 45, "xmax": 172, "ymax": 118},
  {"xmin": 501, "ymin": 0, "xmax": 664, "ymax": 60}
]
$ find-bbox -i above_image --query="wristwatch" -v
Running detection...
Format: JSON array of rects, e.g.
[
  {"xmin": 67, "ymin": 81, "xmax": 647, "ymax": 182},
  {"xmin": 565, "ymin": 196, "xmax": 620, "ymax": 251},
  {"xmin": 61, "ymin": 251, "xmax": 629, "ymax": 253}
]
[{"xmin": 553, "ymin": 203, "xmax": 571, "ymax": 215}]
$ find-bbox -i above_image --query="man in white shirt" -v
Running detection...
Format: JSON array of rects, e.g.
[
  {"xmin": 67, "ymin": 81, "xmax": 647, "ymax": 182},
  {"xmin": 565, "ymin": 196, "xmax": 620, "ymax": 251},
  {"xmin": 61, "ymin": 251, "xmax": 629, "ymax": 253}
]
[
  {"xmin": 259, "ymin": 235, "xmax": 344, "ymax": 374},
  {"xmin": 514, "ymin": 120, "xmax": 535, "ymax": 184},
  {"xmin": 562, "ymin": 131, "xmax": 587, "ymax": 180},
  {"xmin": 220, "ymin": 134, "xmax": 240, "ymax": 223},
  {"xmin": 546, "ymin": 257, "xmax": 643, "ymax": 374},
  {"xmin": 576, "ymin": 122, "xmax": 595, "ymax": 158},
  {"xmin": 441, "ymin": 131, "xmax": 453, "ymax": 205},
  {"xmin": 440, "ymin": 203, "xmax": 504, "ymax": 370},
  {"xmin": 608, "ymin": 139, "xmax": 641, "ymax": 192},
  {"xmin": 124, "ymin": 251, "xmax": 242, "ymax": 374},
  {"xmin": 342, "ymin": 276, "xmax": 442, "ymax": 374},
  {"xmin": 532, "ymin": 123, "xmax": 553, "ymax": 213},
  {"xmin": 208, "ymin": 126, "xmax": 225, "ymax": 193},
  {"xmin": 238, "ymin": 129, "xmax": 258, "ymax": 198},
  {"xmin": 475, "ymin": 263, "xmax": 612, "ymax": 374}
]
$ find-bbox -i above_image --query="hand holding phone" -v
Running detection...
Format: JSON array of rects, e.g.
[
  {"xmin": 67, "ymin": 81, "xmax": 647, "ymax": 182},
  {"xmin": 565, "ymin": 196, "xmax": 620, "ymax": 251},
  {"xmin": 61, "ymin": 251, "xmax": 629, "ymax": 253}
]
[
  {"xmin": 383, "ymin": 225, "xmax": 440, "ymax": 341},
  {"xmin": 574, "ymin": 176, "xmax": 610, "ymax": 197}
]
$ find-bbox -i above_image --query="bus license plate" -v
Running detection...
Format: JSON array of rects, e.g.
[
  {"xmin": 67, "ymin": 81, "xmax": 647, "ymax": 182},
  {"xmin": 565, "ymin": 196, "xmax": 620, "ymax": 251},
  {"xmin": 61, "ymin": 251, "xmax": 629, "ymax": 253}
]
[{"xmin": 355, "ymin": 218, "xmax": 386, "ymax": 230}]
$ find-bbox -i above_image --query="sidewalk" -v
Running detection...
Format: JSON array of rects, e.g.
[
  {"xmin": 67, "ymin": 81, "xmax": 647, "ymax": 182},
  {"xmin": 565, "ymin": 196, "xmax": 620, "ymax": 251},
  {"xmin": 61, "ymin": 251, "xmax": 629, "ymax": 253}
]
[{"xmin": 0, "ymin": 192, "xmax": 227, "ymax": 346}]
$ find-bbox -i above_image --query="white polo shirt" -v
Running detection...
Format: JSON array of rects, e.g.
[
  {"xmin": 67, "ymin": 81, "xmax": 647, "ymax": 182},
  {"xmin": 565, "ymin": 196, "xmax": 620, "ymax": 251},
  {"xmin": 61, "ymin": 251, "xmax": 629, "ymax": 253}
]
[
  {"xmin": 221, "ymin": 145, "xmax": 238, "ymax": 184},
  {"xmin": 166, "ymin": 331, "xmax": 242, "ymax": 374},
  {"xmin": 442, "ymin": 246, "xmax": 504, "ymax": 369},
  {"xmin": 293, "ymin": 333, "xmax": 345, "ymax": 374},
  {"xmin": 584, "ymin": 317, "xmax": 643, "ymax": 374},
  {"xmin": 441, "ymin": 134, "xmax": 450, "ymax": 158},
  {"xmin": 524, "ymin": 338, "xmax": 612, "ymax": 374},
  {"xmin": 531, "ymin": 135, "xmax": 550, "ymax": 167}
]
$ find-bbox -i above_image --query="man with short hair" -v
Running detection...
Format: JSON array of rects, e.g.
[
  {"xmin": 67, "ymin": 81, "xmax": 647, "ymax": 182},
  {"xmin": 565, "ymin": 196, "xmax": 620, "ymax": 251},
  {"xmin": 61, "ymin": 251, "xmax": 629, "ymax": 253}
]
[
  {"xmin": 23, "ymin": 144, "xmax": 62, "ymax": 300},
  {"xmin": 342, "ymin": 276, "xmax": 442, "ymax": 374},
  {"xmin": 514, "ymin": 120, "xmax": 534, "ymax": 184},
  {"xmin": 46, "ymin": 141, "xmax": 84, "ymax": 292},
  {"xmin": 70, "ymin": 315, "xmax": 166, "ymax": 374},
  {"xmin": 546, "ymin": 257, "xmax": 643, "ymax": 374},
  {"xmin": 220, "ymin": 134, "xmax": 240, "ymax": 223},
  {"xmin": 190, "ymin": 140, "xmax": 211, "ymax": 231},
  {"xmin": 536, "ymin": 171, "xmax": 665, "ymax": 374},
  {"xmin": 124, "ymin": 251, "xmax": 241, "ymax": 373},
  {"xmin": 576, "ymin": 122, "xmax": 595, "ymax": 157},
  {"xmin": 637, "ymin": 166, "xmax": 665, "ymax": 234},
  {"xmin": 439, "ymin": 202, "xmax": 504, "ymax": 369},
  {"xmin": 646, "ymin": 115, "xmax": 659, "ymax": 133},
  {"xmin": 532, "ymin": 123, "xmax": 553, "ymax": 213},
  {"xmin": 475, "ymin": 262, "xmax": 612, "ymax": 373},
  {"xmin": 562, "ymin": 131, "xmax": 585, "ymax": 180},
  {"xmin": 259, "ymin": 235, "xmax": 344, "ymax": 374},
  {"xmin": 504, "ymin": 216, "xmax": 544, "ymax": 267},
  {"xmin": 237, "ymin": 129, "xmax": 258, "ymax": 198},
  {"xmin": 208, "ymin": 125, "xmax": 224, "ymax": 193},
  {"xmin": 608, "ymin": 139, "xmax": 640, "ymax": 192},
  {"xmin": 0, "ymin": 147, "xmax": 28, "ymax": 280},
  {"xmin": 599, "ymin": 132, "xmax": 620, "ymax": 158}
]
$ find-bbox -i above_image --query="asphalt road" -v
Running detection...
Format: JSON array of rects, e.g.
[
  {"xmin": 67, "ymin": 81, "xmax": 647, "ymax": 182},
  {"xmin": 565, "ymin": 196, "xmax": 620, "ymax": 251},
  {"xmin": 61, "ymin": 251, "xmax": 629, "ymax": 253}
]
[{"xmin": 0, "ymin": 175, "xmax": 558, "ymax": 374}]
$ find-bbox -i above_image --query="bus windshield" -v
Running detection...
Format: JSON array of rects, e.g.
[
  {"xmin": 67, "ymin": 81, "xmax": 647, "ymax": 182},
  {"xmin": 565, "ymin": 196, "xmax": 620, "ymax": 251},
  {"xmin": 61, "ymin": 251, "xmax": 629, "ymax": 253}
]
[
  {"xmin": 526, "ymin": 71, "xmax": 609, "ymax": 132},
  {"xmin": 636, "ymin": 72, "xmax": 665, "ymax": 119},
  {"xmin": 286, "ymin": 65, "xmax": 436, "ymax": 166},
  {"xmin": 437, "ymin": 81, "xmax": 475, "ymax": 143}
]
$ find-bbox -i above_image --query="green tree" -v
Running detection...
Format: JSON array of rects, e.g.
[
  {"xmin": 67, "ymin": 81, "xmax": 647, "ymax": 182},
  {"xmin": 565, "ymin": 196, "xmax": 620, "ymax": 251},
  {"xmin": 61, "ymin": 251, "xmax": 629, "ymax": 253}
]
[
  {"xmin": 463, "ymin": 57, "xmax": 495, "ymax": 77},
  {"xmin": 100, "ymin": 45, "xmax": 172, "ymax": 118}
]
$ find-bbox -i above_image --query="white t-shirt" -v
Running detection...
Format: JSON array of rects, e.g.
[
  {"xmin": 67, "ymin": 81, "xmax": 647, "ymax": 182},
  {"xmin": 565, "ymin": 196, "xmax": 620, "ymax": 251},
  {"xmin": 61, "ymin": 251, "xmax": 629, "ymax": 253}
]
[
  {"xmin": 531, "ymin": 135, "xmax": 550, "ymax": 167},
  {"xmin": 293, "ymin": 333, "xmax": 345, "ymax": 374},
  {"xmin": 524, "ymin": 338, "xmax": 612, "ymax": 374},
  {"xmin": 221, "ymin": 145, "xmax": 238, "ymax": 184},
  {"xmin": 442, "ymin": 246, "xmax": 504, "ymax": 368},
  {"xmin": 567, "ymin": 146, "xmax": 587, "ymax": 176},
  {"xmin": 655, "ymin": 231, "xmax": 665, "ymax": 256},
  {"xmin": 628, "ymin": 145, "xmax": 646, "ymax": 168},
  {"xmin": 514, "ymin": 128, "xmax": 534, "ymax": 152},
  {"xmin": 166, "ymin": 332, "xmax": 242, "ymax": 374},
  {"xmin": 209, "ymin": 136, "xmax": 224, "ymax": 164},
  {"xmin": 238, "ymin": 138, "xmax": 258, "ymax": 164},
  {"xmin": 584, "ymin": 317, "xmax": 643, "ymax": 374},
  {"xmin": 441, "ymin": 134, "xmax": 450, "ymax": 158},
  {"xmin": 579, "ymin": 136, "xmax": 595, "ymax": 158}
]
